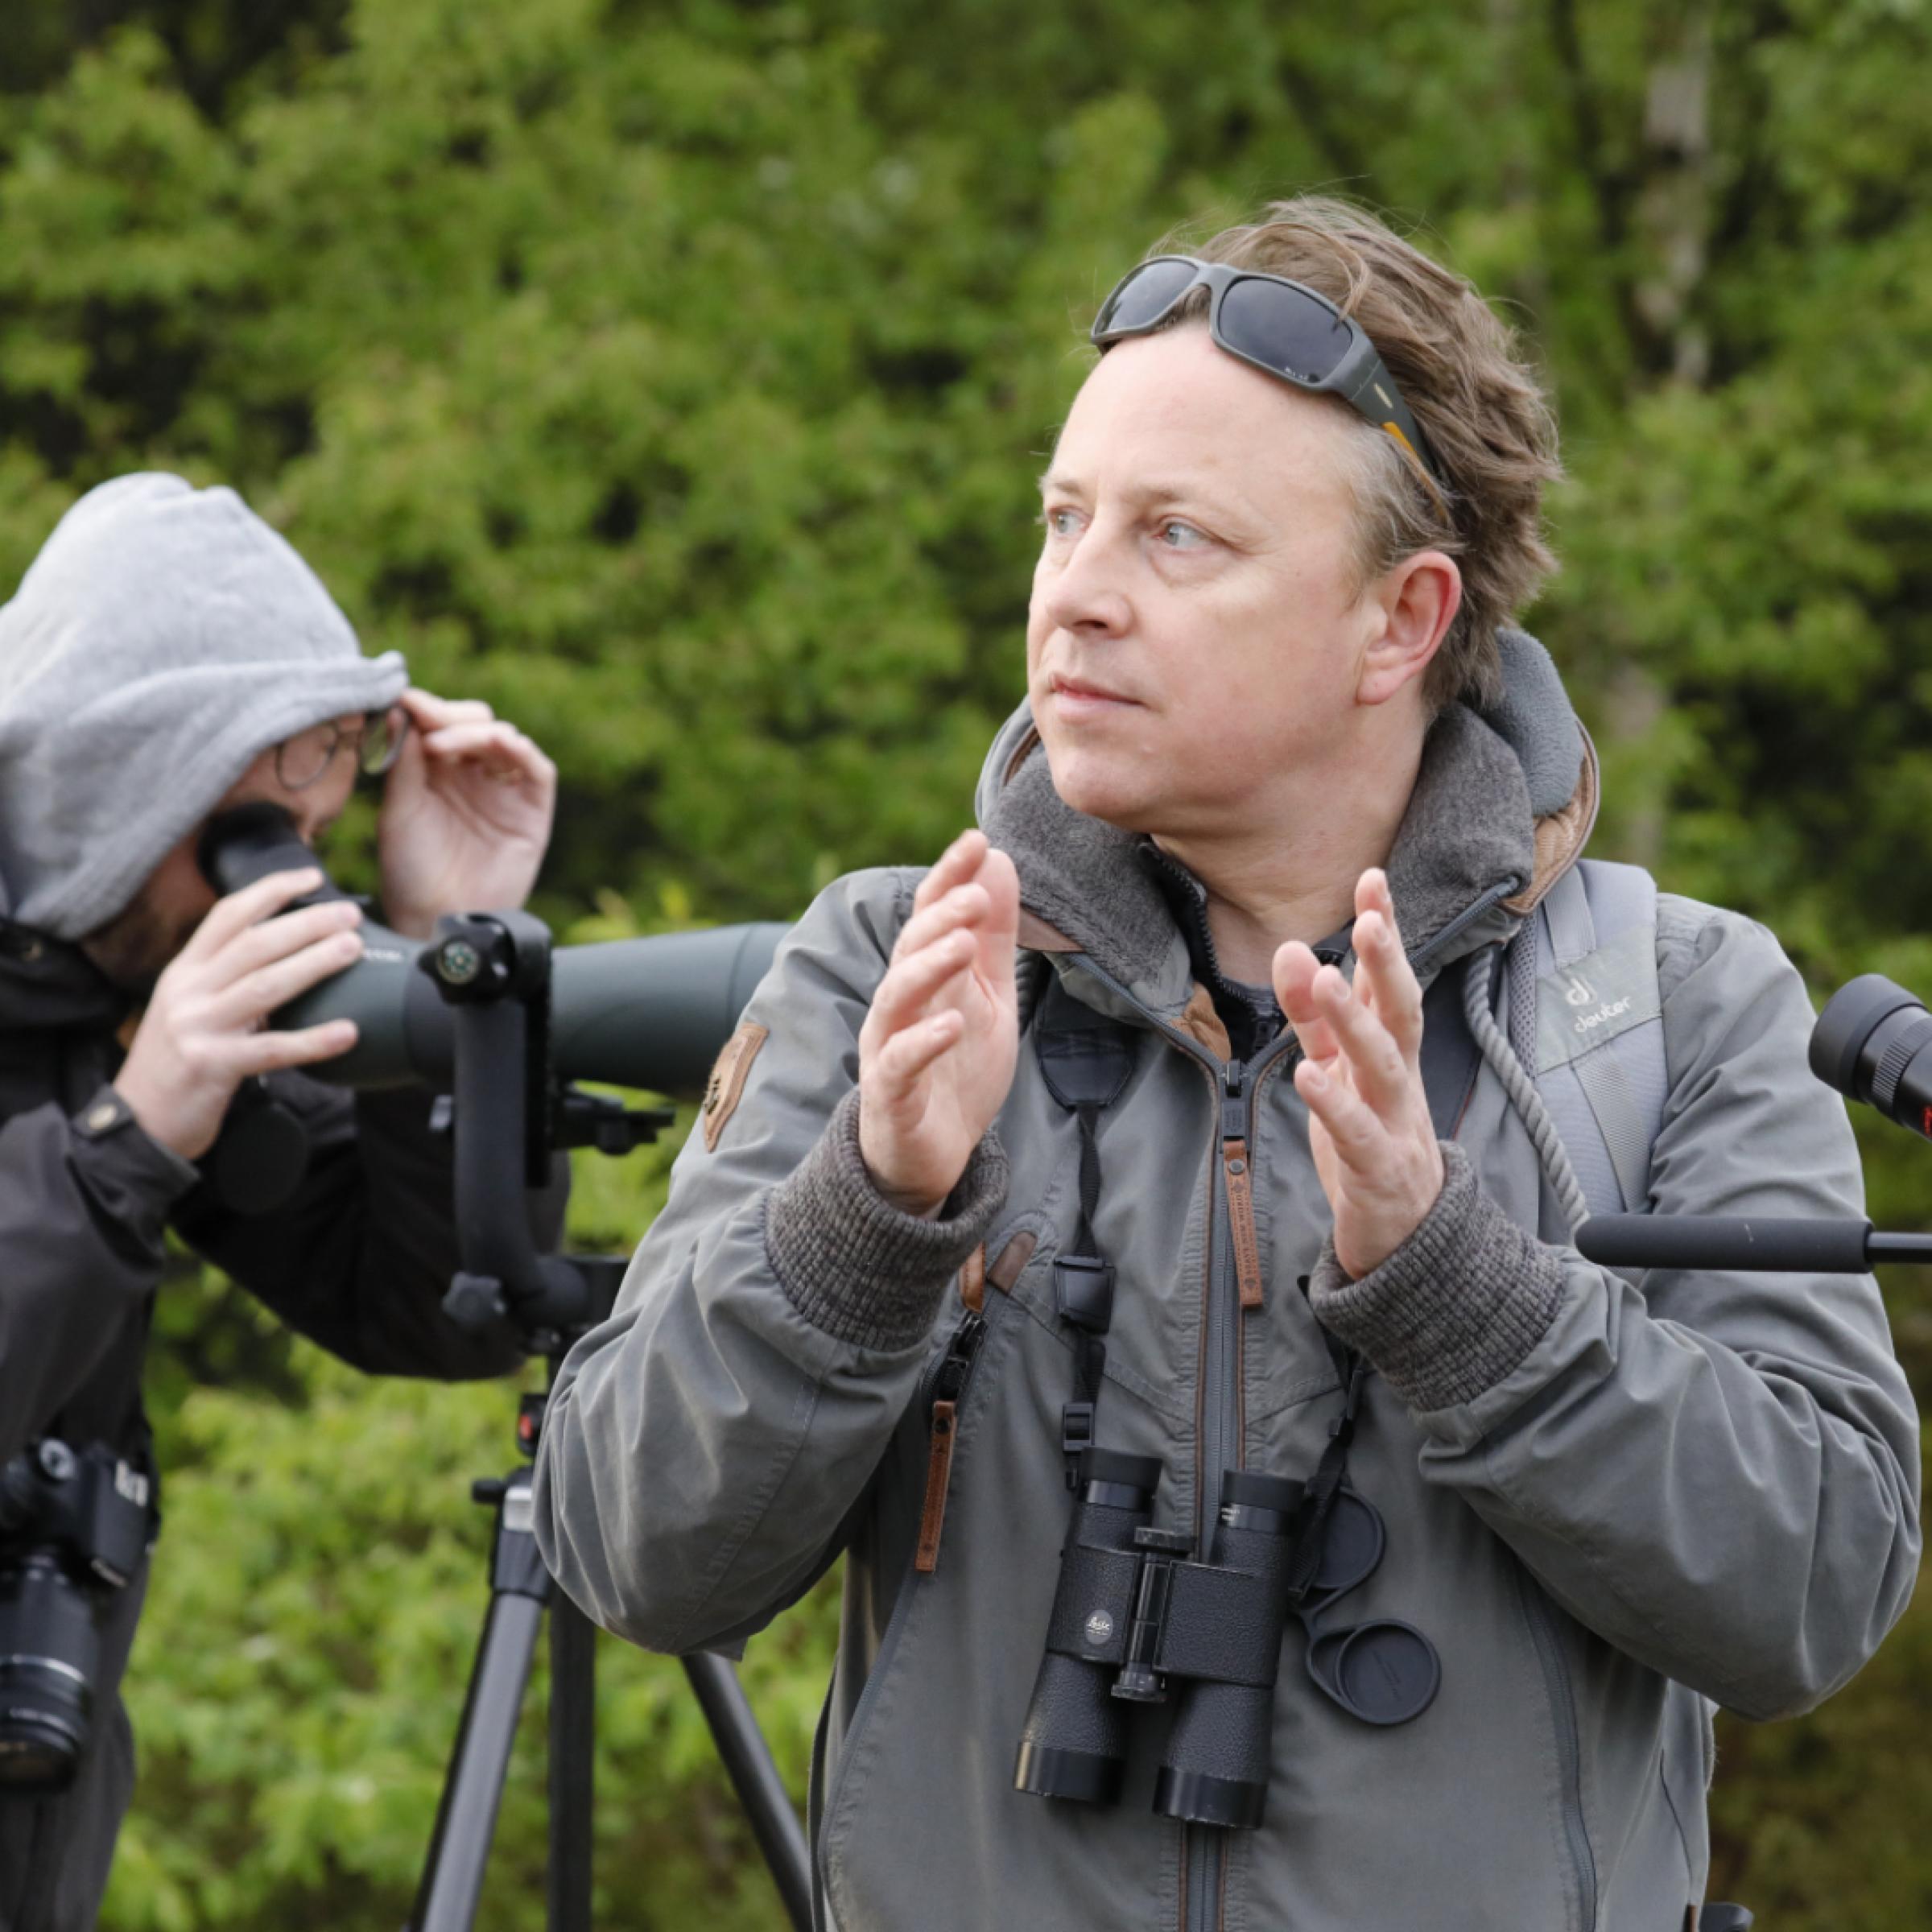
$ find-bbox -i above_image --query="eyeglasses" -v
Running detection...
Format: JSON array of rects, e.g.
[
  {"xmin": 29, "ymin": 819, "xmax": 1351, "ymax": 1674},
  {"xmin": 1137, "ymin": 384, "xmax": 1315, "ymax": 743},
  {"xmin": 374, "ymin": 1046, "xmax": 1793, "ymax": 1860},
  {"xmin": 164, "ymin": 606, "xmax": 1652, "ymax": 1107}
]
[
  {"xmin": 1089, "ymin": 255, "xmax": 1447, "ymax": 510},
  {"xmin": 273, "ymin": 705, "xmax": 410, "ymax": 791}
]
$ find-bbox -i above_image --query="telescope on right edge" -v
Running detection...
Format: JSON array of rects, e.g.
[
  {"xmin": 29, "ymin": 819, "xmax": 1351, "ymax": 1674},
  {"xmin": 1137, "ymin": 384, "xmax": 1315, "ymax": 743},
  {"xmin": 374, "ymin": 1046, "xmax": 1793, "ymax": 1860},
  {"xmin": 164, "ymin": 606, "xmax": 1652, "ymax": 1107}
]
[{"xmin": 1580, "ymin": 972, "xmax": 1932, "ymax": 1274}]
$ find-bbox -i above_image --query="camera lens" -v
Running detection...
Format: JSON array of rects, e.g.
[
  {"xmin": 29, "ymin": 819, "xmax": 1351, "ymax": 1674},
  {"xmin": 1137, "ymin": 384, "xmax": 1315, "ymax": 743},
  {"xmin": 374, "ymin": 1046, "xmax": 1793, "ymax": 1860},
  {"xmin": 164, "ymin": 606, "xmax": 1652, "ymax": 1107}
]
[{"xmin": 0, "ymin": 1554, "xmax": 100, "ymax": 1793}]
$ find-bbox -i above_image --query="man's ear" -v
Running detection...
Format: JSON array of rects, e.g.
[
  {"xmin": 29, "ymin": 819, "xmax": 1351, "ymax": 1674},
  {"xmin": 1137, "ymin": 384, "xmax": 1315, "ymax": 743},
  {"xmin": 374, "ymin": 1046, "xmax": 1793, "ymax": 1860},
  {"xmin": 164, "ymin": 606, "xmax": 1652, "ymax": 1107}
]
[{"xmin": 1356, "ymin": 551, "xmax": 1462, "ymax": 708}]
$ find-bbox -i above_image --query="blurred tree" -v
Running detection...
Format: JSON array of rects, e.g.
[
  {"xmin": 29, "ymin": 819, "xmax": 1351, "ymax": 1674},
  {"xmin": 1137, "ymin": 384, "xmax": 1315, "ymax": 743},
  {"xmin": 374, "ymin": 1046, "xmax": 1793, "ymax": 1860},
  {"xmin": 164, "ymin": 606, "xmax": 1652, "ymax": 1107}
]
[{"xmin": 0, "ymin": 0, "xmax": 1926, "ymax": 1922}]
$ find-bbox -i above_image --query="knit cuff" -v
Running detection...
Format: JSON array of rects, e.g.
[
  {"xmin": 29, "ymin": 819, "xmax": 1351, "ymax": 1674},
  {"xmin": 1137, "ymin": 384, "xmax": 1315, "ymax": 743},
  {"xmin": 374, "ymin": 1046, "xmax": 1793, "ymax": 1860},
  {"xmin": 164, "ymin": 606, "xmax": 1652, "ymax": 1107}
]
[
  {"xmin": 766, "ymin": 1088, "xmax": 1009, "ymax": 1351},
  {"xmin": 1307, "ymin": 1139, "xmax": 1564, "ymax": 1412}
]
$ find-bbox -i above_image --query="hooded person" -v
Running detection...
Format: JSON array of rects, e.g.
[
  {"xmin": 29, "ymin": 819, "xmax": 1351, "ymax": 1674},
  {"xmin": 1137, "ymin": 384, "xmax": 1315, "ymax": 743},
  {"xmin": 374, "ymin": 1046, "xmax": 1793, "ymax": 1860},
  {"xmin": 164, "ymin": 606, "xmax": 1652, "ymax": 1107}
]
[
  {"xmin": 0, "ymin": 473, "xmax": 562, "ymax": 1930},
  {"xmin": 533, "ymin": 204, "xmax": 1920, "ymax": 1931}
]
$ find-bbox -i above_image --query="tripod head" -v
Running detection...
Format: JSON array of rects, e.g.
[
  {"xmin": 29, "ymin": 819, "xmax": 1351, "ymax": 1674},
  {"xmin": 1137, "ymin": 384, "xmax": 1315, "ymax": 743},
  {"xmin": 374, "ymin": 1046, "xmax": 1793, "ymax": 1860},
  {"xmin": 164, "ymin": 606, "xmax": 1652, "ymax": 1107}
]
[
  {"xmin": 196, "ymin": 803, "xmax": 785, "ymax": 1356},
  {"xmin": 422, "ymin": 907, "xmax": 683, "ymax": 1353}
]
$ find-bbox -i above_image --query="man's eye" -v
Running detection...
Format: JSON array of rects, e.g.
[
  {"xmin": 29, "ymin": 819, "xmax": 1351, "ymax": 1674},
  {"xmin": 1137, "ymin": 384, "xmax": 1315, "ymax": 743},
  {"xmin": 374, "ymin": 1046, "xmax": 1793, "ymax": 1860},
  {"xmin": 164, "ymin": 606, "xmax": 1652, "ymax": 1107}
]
[
  {"xmin": 1043, "ymin": 507, "xmax": 1082, "ymax": 539},
  {"xmin": 1158, "ymin": 519, "xmax": 1208, "ymax": 551}
]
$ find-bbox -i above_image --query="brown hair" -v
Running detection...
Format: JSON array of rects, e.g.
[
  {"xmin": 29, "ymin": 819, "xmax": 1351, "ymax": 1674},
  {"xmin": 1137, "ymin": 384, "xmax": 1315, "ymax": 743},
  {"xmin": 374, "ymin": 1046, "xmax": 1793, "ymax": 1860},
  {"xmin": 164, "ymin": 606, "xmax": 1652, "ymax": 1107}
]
[{"xmin": 1135, "ymin": 197, "xmax": 1560, "ymax": 710}]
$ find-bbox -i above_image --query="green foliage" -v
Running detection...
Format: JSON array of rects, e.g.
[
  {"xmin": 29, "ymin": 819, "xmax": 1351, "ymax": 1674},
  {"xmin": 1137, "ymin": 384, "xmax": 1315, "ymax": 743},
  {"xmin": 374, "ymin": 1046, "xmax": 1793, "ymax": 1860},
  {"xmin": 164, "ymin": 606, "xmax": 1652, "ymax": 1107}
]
[
  {"xmin": 2, "ymin": 0, "xmax": 1929, "ymax": 1922},
  {"xmin": 119, "ymin": 1296, "xmax": 836, "ymax": 1930}
]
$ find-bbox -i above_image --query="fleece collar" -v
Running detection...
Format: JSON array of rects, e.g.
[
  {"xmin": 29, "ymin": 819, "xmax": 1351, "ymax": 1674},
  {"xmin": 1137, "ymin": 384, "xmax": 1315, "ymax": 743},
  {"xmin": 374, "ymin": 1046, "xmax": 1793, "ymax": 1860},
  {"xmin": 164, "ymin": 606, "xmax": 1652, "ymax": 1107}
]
[{"xmin": 978, "ymin": 628, "xmax": 1597, "ymax": 1020}]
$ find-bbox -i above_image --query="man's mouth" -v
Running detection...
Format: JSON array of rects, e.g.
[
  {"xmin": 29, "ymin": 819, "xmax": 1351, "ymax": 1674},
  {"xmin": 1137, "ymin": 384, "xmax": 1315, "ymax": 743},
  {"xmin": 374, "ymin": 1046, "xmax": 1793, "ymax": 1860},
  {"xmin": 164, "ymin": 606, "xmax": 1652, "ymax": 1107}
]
[{"xmin": 1049, "ymin": 673, "xmax": 1137, "ymax": 707}]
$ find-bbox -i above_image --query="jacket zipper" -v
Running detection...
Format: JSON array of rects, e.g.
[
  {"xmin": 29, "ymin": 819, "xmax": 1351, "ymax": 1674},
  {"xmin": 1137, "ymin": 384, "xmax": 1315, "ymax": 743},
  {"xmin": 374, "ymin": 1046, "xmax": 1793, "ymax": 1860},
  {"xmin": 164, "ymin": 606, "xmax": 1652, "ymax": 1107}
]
[
  {"xmin": 1514, "ymin": 1563, "xmax": 1599, "ymax": 1930},
  {"xmin": 1073, "ymin": 882, "xmax": 1518, "ymax": 1932},
  {"xmin": 915, "ymin": 1308, "xmax": 986, "ymax": 1418},
  {"xmin": 1191, "ymin": 1049, "xmax": 1288, "ymax": 1932},
  {"xmin": 1060, "ymin": 965, "xmax": 1294, "ymax": 1932}
]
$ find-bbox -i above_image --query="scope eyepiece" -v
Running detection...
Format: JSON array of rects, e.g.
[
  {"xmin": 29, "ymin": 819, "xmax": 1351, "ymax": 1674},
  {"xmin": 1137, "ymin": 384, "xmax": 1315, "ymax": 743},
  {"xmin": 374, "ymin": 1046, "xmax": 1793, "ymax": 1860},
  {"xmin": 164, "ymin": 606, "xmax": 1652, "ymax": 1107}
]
[{"xmin": 1811, "ymin": 974, "xmax": 1932, "ymax": 1141}]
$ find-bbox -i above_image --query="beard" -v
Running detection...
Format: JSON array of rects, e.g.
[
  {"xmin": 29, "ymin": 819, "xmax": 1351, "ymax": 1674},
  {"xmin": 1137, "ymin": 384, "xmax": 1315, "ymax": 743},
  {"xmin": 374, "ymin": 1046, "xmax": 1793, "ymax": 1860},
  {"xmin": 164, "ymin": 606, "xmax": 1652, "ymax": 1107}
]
[{"xmin": 77, "ymin": 885, "xmax": 204, "ymax": 999}]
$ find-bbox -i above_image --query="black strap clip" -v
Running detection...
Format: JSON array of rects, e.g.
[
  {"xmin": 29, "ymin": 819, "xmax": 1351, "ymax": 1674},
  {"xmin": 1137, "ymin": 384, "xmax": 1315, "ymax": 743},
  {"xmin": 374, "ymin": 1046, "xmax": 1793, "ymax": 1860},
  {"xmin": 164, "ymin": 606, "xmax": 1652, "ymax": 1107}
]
[
  {"xmin": 1053, "ymin": 1253, "xmax": 1116, "ymax": 1333},
  {"xmin": 1060, "ymin": 1401, "xmax": 1096, "ymax": 1480}
]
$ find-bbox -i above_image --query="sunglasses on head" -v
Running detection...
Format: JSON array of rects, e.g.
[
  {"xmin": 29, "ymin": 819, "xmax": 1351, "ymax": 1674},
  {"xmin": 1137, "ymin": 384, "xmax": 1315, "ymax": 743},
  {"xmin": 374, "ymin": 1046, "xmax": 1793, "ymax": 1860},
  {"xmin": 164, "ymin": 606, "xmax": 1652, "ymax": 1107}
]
[{"xmin": 1090, "ymin": 255, "xmax": 1447, "ymax": 510}]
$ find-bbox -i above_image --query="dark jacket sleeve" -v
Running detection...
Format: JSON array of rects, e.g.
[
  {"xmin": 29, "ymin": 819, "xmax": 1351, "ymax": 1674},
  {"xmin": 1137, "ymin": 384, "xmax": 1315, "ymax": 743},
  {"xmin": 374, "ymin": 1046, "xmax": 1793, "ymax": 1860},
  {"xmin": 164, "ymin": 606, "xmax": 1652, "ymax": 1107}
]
[
  {"xmin": 171, "ymin": 1073, "xmax": 566, "ymax": 1381},
  {"xmin": 0, "ymin": 1088, "xmax": 200, "ymax": 1465}
]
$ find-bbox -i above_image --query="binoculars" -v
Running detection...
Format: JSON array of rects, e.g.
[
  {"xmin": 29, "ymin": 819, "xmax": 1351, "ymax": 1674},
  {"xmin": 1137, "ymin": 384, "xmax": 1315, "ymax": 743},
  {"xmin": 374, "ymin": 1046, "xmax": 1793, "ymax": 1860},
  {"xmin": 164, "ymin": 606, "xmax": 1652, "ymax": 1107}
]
[{"xmin": 1015, "ymin": 1449, "xmax": 1437, "ymax": 1829}]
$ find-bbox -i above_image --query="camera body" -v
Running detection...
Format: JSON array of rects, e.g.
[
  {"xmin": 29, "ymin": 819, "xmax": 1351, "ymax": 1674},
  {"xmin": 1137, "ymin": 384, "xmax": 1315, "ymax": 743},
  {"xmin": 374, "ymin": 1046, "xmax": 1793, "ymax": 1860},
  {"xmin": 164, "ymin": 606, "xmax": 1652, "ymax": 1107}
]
[{"xmin": 0, "ymin": 1439, "xmax": 155, "ymax": 1793}]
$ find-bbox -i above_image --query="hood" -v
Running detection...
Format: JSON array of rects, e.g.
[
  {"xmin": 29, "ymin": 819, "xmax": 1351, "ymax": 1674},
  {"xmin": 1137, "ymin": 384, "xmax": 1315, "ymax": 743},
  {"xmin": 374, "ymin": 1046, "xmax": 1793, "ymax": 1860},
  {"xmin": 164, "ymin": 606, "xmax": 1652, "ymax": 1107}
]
[
  {"xmin": 0, "ymin": 473, "xmax": 407, "ymax": 940},
  {"xmin": 978, "ymin": 628, "xmax": 1598, "ymax": 1016}
]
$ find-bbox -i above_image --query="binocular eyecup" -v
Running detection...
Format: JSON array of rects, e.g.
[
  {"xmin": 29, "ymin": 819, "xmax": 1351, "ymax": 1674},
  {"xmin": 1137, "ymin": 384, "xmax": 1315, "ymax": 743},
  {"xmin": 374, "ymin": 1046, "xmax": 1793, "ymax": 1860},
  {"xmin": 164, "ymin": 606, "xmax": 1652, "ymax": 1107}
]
[{"xmin": 1014, "ymin": 1452, "xmax": 1304, "ymax": 1829}]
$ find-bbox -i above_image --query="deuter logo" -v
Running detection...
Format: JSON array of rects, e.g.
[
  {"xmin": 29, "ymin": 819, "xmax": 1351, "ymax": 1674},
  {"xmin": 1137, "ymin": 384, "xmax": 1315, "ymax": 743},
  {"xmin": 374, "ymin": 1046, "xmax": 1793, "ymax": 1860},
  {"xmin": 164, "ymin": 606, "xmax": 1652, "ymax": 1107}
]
[
  {"xmin": 1573, "ymin": 993, "xmax": 1634, "ymax": 1037},
  {"xmin": 1563, "ymin": 972, "xmax": 1595, "ymax": 1007}
]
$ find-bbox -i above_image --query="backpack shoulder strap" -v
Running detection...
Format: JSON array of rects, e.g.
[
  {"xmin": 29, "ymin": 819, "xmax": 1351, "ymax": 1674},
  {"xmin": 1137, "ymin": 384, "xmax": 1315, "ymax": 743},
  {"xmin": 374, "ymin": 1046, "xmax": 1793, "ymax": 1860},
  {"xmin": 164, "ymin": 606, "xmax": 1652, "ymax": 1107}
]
[{"xmin": 1512, "ymin": 859, "xmax": 1668, "ymax": 1218}]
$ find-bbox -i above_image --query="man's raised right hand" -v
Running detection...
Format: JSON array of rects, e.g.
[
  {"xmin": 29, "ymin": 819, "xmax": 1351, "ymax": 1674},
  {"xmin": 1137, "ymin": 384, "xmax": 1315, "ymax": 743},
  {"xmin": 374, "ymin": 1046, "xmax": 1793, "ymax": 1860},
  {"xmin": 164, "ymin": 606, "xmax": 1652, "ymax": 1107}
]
[
  {"xmin": 857, "ymin": 830, "xmax": 1021, "ymax": 1217},
  {"xmin": 114, "ymin": 869, "xmax": 366, "ymax": 1162}
]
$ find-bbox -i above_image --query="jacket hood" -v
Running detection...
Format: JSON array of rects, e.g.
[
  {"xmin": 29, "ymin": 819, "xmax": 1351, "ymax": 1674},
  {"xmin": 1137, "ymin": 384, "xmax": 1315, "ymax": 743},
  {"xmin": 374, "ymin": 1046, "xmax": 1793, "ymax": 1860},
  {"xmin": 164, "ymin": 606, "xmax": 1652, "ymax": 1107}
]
[
  {"xmin": 977, "ymin": 628, "xmax": 1598, "ymax": 1015},
  {"xmin": 0, "ymin": 473, "xmax": 407, "ymax": 940}
]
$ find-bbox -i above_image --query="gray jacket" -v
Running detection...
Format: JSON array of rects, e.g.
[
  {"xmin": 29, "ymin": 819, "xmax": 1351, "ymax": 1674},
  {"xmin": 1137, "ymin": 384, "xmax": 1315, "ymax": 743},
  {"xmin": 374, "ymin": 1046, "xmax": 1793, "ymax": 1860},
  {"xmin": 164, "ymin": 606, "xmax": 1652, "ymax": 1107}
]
[{"xmin": 536, "ymin": 642, "xmax": 1920, "ymax": 1932}]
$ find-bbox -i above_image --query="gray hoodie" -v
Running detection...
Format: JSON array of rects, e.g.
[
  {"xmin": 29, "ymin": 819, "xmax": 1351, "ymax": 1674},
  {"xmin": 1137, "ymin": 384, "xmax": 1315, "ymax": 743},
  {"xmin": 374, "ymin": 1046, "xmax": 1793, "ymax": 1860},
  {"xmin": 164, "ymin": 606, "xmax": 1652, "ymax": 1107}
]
[
  {"xmin": 0, "ymin": 472, "xmax": 404, "ymax": 938},
  {"xmin": 0, "ymin": 476, "xmax": 511, "ymax": 1932},
  {"xmin": 535, "ymin": 638, "xmax": 1920, "ymax": 1932}
]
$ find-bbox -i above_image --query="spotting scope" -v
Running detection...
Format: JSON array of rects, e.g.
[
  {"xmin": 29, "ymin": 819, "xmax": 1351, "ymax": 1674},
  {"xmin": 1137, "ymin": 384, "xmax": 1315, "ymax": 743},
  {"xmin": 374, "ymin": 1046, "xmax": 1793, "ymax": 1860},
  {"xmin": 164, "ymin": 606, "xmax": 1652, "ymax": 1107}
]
[
  {"xmin": 197, "ymin": 802, "xmax": 786, "ymax": 1094},
  {"xmin": 1579, "ymin": 968, "xmax": 1932, "ymax": 1277}
]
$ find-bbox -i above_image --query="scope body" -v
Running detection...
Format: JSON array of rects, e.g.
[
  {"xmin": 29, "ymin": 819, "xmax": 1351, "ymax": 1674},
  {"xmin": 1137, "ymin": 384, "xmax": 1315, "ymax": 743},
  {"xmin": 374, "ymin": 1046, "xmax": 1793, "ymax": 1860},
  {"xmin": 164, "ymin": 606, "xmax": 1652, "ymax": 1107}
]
[{"xmin": 198, "ymin": 803, "xmax": 785, "ymax": 1095}]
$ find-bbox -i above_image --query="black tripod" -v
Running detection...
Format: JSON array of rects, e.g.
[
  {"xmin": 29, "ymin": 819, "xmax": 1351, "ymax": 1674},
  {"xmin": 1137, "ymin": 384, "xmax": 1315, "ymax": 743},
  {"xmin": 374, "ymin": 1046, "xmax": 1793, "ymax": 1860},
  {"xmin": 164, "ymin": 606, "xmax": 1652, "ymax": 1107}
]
[{"xmin": 403, "ymin": 910, "xmax": 814, "ymax": 1931}]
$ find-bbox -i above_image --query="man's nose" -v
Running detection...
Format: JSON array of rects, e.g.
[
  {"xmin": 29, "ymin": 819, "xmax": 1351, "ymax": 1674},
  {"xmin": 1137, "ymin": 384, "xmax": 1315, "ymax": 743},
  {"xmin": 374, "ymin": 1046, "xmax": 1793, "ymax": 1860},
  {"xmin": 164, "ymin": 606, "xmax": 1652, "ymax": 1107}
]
[{"xmin": 1042, "ymin": 526, "xmax": 1133, "ymax": 638}]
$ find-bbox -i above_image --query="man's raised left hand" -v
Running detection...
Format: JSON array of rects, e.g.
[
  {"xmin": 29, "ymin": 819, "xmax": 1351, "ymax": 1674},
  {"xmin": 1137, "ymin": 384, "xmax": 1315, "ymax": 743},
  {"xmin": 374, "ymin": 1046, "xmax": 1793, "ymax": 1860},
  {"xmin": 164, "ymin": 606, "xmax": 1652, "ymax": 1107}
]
[
  {"xmin": 378, "ymin": 687, "xmax": 557, "ymax": 939},
  {"xmin": 1274, "ymin": 867, "xmax": 1446, "ymax": 1280}
]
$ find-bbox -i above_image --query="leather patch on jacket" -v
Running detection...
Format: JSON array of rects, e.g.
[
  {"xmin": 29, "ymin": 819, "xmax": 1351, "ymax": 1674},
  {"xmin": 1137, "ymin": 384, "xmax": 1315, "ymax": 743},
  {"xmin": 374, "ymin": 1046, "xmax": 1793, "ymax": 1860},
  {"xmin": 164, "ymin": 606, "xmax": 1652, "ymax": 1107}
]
[
  {"xmin": 960, "ymin": 1244, "xmax": 987, "ymax": 1315},
  {"xmin": 1177, "ymin": 983, "xmax": 1231, "ymax": 1061},
  {"xmin": 701, "ymin": 1021, "xmax": 768, "ymax": 1152},
  {"xmin": 987, "ymin": 1229, "xmax": 1037, "ymax": 1294}
]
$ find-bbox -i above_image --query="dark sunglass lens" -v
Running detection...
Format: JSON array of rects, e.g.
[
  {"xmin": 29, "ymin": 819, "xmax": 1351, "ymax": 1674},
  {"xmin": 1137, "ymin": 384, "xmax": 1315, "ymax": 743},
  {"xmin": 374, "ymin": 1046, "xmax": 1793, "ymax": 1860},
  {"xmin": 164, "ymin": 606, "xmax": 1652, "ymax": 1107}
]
[
  {"xmin": 1217, "ymin": 279, "xmax": 1353, "ymax": 384},
  {"xmin": 1096, "ymin": 258, "xmax": 1200, "ymax": 336}
]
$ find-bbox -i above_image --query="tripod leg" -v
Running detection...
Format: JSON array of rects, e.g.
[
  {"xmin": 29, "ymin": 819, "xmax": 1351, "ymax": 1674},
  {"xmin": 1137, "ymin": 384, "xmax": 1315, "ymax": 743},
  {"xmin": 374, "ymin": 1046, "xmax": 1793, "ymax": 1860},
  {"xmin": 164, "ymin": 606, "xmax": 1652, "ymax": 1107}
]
[
  {"xmin": 547, "ymin": 1588, "xmax": 595, "ymax": 1932},
  {"xmin": 683, "ymin": 1651, "xmax": 815, "ymax": 1932},
  {"xmin": 411, "ymin": 1473, "xmax": 550, "ymax": 1932}
]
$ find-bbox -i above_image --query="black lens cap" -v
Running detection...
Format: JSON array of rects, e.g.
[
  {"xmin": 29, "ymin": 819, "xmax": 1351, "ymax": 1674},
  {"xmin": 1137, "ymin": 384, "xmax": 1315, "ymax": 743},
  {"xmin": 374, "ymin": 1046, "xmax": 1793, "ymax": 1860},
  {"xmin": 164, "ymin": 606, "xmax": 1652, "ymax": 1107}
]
[
  {"xmin": 1311, "ymin": 1490, "xmax": 1385, "ymax": 1597},
  {"xmin": 1311, "ymin": 1621, "xmax": 1441, "ymax": 1727}
]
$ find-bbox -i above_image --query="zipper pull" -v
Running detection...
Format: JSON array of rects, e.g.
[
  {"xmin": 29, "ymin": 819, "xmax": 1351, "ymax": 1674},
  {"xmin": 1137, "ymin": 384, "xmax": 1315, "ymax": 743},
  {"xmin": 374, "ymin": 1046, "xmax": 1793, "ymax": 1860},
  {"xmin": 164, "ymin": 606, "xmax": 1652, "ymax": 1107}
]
[{"xmin": 1220, "ymin": 1059, "xmax": 1265, "ymax": 1311}]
